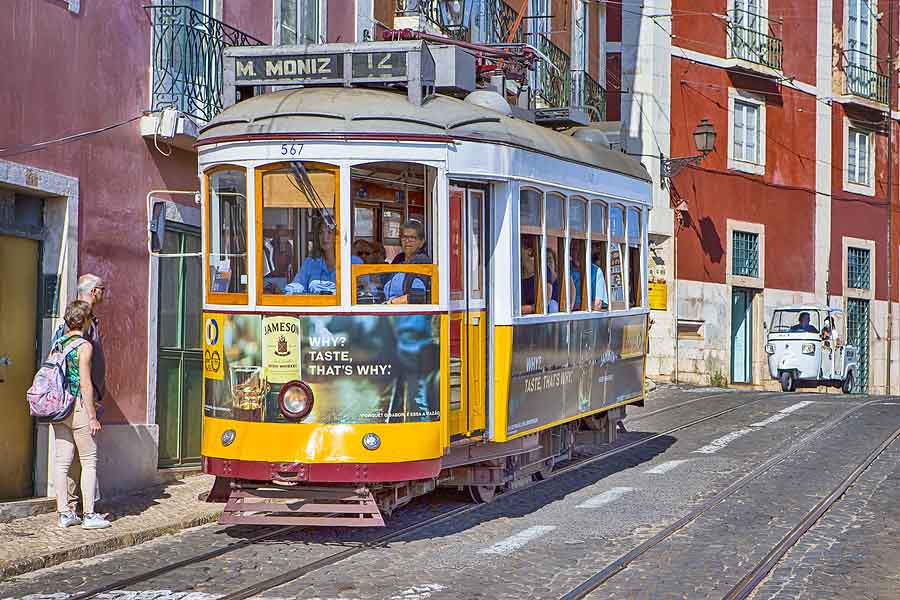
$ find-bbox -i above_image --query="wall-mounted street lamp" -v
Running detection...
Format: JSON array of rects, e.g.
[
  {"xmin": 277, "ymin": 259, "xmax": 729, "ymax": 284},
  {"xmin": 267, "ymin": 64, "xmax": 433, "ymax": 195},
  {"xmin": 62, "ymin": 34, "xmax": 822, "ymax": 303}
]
[{"xmin": 660, "ymin": 119, "xmax": 717, "ymax": 187}]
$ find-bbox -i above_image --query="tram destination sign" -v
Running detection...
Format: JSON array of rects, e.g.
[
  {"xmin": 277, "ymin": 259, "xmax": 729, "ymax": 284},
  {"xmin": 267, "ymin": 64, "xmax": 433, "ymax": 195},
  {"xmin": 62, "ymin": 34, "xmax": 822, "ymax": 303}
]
[
  {"xmin": 234, "ymin": 54, "xmax": 344, "ymax": 82},
  {"xmin": 224, "ymin": 42, "xmax": 435, "ymax": 106}
]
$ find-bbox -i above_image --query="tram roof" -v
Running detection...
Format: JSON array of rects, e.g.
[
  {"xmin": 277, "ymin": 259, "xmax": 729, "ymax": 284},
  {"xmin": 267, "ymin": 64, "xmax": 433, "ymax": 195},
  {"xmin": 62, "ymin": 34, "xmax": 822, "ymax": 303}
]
[{"xmin": 197, "ymin": 87, "xmax": 651, "ymax": 183}]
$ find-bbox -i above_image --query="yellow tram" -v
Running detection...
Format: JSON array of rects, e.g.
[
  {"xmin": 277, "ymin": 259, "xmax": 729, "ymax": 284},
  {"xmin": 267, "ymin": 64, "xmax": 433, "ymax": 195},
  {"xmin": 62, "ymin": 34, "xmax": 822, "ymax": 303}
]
[{"xmin": 193, "ymin": 41, "xmax": 652, "ymax": 525}]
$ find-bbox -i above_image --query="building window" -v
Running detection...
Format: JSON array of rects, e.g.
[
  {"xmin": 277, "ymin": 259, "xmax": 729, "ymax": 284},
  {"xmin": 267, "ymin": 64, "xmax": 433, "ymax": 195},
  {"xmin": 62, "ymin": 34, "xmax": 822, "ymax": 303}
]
[
  {"xmin": 733, "ymin": 100, "xmax": 760, "ymax": 164},
  {"xmin": 847, "ymin": 0, "xmax": 874, "ymax": 61},
  {"xmin": 847, "ymin": 247, "xmax": 871, "ymax": 289},
  {"xmin": 732, "ymin": 230, "xmax": 759, "ymax": 278},
  {"xmin": 275, "ymin": 0, "xmax": 324, "ymax": 45},
  {"xmin": 847, "ymin": 127, "xmax": 871, "ymax": 186}
]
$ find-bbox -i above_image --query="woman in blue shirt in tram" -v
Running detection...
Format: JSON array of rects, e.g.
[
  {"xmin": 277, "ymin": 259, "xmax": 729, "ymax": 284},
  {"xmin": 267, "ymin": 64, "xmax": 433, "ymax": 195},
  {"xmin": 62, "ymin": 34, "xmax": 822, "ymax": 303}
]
[
  {"xmin": 285, "ymin": 219, "xmax": 362, "ymax": 295},
  {"xmin": 384, "ymin": 220, "xmax": 430, "ymax": 304}
]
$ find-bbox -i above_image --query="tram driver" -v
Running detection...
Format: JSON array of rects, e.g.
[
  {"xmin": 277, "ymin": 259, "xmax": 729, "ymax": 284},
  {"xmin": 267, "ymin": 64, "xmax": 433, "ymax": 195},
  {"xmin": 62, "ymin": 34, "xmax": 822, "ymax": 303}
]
[{"xmin": 385, "ymin": 220, "xmax": 431, "ymax": 304}]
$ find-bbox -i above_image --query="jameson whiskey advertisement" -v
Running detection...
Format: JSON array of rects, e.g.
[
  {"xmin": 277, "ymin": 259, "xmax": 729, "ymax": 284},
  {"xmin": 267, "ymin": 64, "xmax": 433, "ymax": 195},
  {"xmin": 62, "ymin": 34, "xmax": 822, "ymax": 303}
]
[
  {"xmin": 507, "ymin": 314, "xmax": 647, "ymax": 436},
  {"xmin": 204, "ymin": 313, "xmax": 440, "ymax": 424},
  {"xmin": 262, "ymin": 316, "xmax": 301, "ymax": 383}
]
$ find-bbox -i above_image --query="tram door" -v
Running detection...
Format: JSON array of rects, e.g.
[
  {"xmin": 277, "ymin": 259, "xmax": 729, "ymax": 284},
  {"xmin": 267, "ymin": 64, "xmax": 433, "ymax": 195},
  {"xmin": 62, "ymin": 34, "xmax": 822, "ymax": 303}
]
[{"xmin": 448, "ymin": 183, "xmax": 488, "ymax": 437}]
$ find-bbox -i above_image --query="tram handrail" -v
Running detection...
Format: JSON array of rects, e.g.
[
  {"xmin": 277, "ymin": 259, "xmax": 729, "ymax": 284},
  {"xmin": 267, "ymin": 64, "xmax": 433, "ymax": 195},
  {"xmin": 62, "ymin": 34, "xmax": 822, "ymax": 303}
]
[{"xmin": 351, "ymin": 263, "xmax": 438, "ymax": 304}]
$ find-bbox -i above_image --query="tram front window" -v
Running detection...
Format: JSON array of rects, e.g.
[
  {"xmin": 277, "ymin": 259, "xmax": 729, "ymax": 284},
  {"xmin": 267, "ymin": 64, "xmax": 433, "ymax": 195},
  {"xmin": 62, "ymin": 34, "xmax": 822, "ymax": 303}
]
[
  {"xmin": 207, "ymin": 167, "xmax": 248, "ymax": 296},
  {"xmin": 350, "ymin": 162, "xmax": 436, "ymax": 305},
  {"xmin": 259, "ymin": 162, "xmax": 340, "ymax": 300}
]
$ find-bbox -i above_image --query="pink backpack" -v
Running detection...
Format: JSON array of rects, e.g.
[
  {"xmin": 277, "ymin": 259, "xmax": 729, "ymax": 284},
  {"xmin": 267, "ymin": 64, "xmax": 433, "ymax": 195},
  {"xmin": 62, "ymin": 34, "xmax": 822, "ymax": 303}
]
[{"xmin": 27, "ymin": 336, "xmax": 87, "ymax": 422}]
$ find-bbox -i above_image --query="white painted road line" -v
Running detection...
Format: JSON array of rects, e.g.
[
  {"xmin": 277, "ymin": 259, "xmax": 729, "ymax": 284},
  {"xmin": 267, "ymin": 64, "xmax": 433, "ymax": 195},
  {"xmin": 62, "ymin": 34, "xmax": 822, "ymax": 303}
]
[
  {"xmin": 750, "ymin": 400, "xmax": 814, "ymax": 427},
  {"xmin": 576, "ymin": 487, "xmax": 634, "ymax": 508},
  {"xmin": 644, "ymin": 460, "xmax": 690, "ymax": 475},
  {"xmin": 692, "ymin": 428, "xmax": 754, "ymax": 454},
  {"xmin": 478, "ymin": 525, "xmax": 557, "ymax": 555},
  {"xmin": 388, "ymin": 584, "xmax": 447, "ymax": 600}
]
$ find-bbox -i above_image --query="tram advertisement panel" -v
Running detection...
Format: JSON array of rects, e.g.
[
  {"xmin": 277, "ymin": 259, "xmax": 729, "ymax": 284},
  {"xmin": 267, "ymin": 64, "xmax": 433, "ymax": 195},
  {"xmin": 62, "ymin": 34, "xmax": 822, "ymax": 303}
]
[
  {"xmin": 506, "ymin": 314, "xmax": 647, "ymax": 436},
  {"xmin": 203, "ymin": 313, "xmax": 440, "ymax": 424}
]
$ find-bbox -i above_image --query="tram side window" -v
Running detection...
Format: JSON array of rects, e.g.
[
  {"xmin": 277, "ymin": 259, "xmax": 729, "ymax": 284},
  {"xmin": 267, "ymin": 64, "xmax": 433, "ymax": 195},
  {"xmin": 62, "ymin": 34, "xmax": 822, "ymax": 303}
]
[
  {"xmin": 349, "ymin": 162, "xmax": 436, "ymax": 305},
  {"xmin": 627, "ymin": 207, "xmax": 643, "ymax": 308},
  {"xmin": 546, "ymin": 193, "xmax": 568, "ymax": 314},
  {"xmin": 519, "ymin": 189, "xmax": 543, "ymax": 315},
  {"xmin": 208, "ymin": 168, "xmax": 248, "ymax": 296},
  {"xmin": 590, "ymin": 201, "xmax": 609, "ymax": 311},
  {"xmin": 609, "ymin": 204, "xmax": 627, "ymax": 310},
  {"xmin": 260, "ymin": 162, "xmax": 339, "ymax": 298},
  {"xmin": 569, "ymin": 197, "xmax": 588, "ymax": 311}
]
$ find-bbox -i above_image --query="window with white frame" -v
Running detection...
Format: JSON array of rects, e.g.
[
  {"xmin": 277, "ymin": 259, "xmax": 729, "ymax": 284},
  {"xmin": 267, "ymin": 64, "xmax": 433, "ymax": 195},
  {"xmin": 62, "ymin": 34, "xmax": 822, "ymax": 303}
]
[
  {"xmin": 733, "ymin": 100, "xmax": 761, "ymax": 164},
  {"xmin": 275, "ymin": 0, "xmax": 325, "ymax": 46},
  {"xmin": 847, "ymin": 0, "xmax": 874, "ymax": 67},
  {"xmin": 847, "ymin": 127, "xmax": 872, "ymax": 186}
]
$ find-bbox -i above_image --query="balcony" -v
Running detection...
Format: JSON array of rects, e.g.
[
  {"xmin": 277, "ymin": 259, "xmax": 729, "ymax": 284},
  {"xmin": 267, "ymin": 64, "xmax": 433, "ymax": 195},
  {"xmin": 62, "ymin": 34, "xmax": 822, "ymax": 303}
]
[
  {"xmin": 486, "ymin": 0, "xmax": 526, "ymax": 44},
  {"xmin": 724, "ymin": 9, "xmax": 783, "ymax": 77},
  {"xmin": 836, "ymin": 49, "xmax": 890, "ymax": 110},
  {"xmin": 573, "ymin": 70, "xmax": 606, "ymax": 122},
  {"xmin": 395, "ymin": 0, "xmax": 469, "ymax": 40},
  {"xmin": 141, "ymin": 5, "xmax": 264, "ymax": 150}
]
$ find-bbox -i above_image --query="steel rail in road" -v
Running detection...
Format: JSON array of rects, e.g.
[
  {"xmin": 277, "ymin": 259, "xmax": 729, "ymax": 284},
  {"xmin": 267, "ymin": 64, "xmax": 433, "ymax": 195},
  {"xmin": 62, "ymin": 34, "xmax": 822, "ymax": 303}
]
[
  {"xmin": 65, "ymin": 391, "xmax": 770, "ymax": 600},
  {"xmin": 559, "ymin": 398, "xmax": 893, "ymax": 600},
  {"xmin": 723, "ymin": 420, "xmax": 900, "ymax": 600},
  {"xmin": 215, "ymin": 393, "xmax": 776, "ymax": 600}
]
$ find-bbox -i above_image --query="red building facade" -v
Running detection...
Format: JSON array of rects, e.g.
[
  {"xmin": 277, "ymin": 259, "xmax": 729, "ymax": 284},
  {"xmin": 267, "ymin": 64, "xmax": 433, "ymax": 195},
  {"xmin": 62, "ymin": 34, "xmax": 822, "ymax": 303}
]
[{"xmin": 608, "ymin": 0, "xmax": 899, "ymax": 393}]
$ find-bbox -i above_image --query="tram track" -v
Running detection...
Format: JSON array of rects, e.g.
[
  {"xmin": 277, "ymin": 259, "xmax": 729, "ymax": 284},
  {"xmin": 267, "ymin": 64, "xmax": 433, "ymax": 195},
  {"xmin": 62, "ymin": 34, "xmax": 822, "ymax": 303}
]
[
  {"xmin": 62, "ymin": 391, "xmax": 771, "ymax": 600},
  {"xmin": 558, "ymin": 398, "xmax": 894, "ymax": 600}
]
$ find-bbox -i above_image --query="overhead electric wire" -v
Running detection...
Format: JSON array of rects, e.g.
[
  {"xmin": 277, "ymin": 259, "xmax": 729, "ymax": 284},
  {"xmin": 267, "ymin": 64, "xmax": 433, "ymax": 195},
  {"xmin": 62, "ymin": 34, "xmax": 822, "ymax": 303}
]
[{"xmin": 0, "ymin": 115, "xmax": 143, "ymax": 159}]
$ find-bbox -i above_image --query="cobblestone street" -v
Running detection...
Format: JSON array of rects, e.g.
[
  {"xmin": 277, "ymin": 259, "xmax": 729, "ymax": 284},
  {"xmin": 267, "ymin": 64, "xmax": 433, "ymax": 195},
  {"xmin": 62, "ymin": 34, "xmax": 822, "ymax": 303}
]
[{"xmin": 1, "ymin": 386, "xmax": 898, "ymax": 600}]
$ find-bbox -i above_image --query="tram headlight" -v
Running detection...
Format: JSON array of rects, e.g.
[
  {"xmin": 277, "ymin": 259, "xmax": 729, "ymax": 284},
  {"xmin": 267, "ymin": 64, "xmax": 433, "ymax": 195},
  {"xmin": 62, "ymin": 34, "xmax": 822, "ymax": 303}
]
[
  {"xmin": 801, "ymin": 343, "xmax": 816, "ymax": 355},
  {"xmin": 765, "ymin": 343, "xmax": 775, "ymax": 355},
  {"xmin": 362, "ymin": 433, "xmax": 381, "ymax": 451},
  {"xmin": 278, "ymin": 381, "xmax": 314, "ymax": 420}
]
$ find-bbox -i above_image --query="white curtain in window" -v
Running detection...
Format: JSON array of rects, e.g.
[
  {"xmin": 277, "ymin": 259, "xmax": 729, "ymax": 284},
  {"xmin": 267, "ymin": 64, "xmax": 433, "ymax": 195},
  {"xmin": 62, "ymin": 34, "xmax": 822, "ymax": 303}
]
[
  {"xmin": 278, "ymin": 0, "xmax": 321, "ymax": 45},
  {"xmin": 848, "ymin": 128, "xmax": 870, "ymax": 185},
  {"xmin": 848, "ymin": 0, "xmax": 873, "ymax": 66},
  {"xmin": 734, "ymin": 101, "xmax": 759, "ymax": 163}
]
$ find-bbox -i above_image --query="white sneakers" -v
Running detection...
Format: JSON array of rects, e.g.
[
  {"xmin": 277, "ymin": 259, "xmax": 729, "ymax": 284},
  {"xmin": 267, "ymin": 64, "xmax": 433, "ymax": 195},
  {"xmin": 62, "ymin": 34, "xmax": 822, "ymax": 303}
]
[{"xmin": 57, "ymin": 511, "xmax": 111, "ymax": 529}]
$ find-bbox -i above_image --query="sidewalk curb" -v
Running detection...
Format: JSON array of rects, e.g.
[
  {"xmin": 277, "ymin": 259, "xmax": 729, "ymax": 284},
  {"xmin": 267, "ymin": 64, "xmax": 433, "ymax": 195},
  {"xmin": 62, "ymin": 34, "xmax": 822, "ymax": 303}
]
[{"xmin": 0, "ymin": 508, "xmax": 222, "ymax": 580}]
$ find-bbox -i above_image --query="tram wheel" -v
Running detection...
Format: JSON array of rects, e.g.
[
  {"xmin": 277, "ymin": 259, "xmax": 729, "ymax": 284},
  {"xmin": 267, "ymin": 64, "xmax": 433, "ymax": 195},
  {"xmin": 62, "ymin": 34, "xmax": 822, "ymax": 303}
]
[
  {"xmin": 532, "ymin": 458, "xmax": 554, "ymax": 481},
  {"xmin": 468, "ymin": 484, "xmax": 498, "ymax": 504}
]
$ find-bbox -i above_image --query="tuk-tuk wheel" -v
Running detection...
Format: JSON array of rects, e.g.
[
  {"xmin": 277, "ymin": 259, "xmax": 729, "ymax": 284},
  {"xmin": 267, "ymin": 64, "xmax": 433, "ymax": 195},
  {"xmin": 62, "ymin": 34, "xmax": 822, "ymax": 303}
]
[
  {"xmin": 842, "ymin": 373, "xmax": 854, "ymax": 394},
  {"xmin": 780, "ymin": 371, "xmax": 796, "ymax": 392}
]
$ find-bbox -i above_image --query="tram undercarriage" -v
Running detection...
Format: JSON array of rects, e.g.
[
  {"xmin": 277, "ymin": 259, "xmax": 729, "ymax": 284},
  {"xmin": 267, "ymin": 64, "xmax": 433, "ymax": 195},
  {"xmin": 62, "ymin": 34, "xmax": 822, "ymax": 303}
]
[{"xmin": 210, "ymin": 410, "xmax": 625, "ymax": 527}]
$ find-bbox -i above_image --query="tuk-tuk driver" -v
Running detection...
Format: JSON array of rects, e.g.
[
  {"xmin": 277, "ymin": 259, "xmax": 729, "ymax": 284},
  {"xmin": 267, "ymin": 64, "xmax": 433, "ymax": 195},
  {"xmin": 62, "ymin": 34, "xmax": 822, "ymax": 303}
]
[{"xmin": 790, "ymin": 312, "xmax": 818, "ymax": 333}]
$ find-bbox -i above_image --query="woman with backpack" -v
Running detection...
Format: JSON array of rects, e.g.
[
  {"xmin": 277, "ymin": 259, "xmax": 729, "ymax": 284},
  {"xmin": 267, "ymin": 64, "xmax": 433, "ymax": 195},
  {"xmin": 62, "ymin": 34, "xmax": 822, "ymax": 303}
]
[{"xmin": 52, "ymin": 299, "xmax": 110, "ymax": 529}]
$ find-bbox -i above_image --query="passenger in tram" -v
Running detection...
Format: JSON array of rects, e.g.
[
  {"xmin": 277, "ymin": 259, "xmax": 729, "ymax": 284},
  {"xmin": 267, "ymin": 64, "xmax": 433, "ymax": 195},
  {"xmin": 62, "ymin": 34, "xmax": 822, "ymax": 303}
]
[
  {"xmin": 591, "ymin": 251, "xmax": 609, "ymax": 310},
  {"xmin": 286, "ymin": 219, "xmax": 362, "ymax": 295},
  {"xmin": 384, "ymin": 220, "xmax": 431, "ymax": 304},
  {"xmin": 546, "ymin": 248, "xmax": 561, "ymax": 313},
  {"xmin": 520, "ymin": 240, "xmax": 538, "ymax": 314},
  {"xmin": 571, "ymin": 254, "xmax": 584, "ymax": 310}
]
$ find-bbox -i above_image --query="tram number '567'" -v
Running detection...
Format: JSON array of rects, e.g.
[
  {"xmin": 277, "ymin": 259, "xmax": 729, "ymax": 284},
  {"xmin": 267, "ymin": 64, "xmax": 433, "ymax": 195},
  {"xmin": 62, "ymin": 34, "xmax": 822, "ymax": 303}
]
[{"xmin": 280, "ymin": 143, "xmax": 304, "ymax": 156}]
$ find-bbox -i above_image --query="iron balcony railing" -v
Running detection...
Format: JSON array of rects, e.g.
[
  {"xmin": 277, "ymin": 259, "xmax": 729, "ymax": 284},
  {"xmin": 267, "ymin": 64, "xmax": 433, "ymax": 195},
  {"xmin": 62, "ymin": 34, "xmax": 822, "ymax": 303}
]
[
  {"xmin": 486, "ymin": 0, "xmax": 526, "ymax": 44},
  {"xmin": 535, "ymin": 35, "xmax": 571, "ymax": 109},
  {"xmin": 147, "ymin": 4, "xmax": 264, "ymax": 122},
  {"xmin": 396, "ymin": 0, "xmax": 469, "ymax": 40},
  {"xmin": 843, "ymin": 49, "xmax": 889, "ymax": 105},
  {"xmin": 572, "ymin": 70, "xmax": 606, "ymax": 122},
  {"xmin": 726, "ymin": 9, "xmax": 783, "ymax": 71}
]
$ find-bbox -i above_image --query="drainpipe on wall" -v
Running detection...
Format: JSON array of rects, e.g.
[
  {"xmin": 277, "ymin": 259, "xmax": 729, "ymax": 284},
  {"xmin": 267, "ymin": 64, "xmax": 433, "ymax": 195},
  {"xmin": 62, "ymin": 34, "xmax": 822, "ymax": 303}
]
[
  {"xmin": 886, "ymin": 0, "xmax": 895, "ymax": 395},
  {"xmin": 673, "ymin": 209, "xmax": 679, "ymax": 384}
]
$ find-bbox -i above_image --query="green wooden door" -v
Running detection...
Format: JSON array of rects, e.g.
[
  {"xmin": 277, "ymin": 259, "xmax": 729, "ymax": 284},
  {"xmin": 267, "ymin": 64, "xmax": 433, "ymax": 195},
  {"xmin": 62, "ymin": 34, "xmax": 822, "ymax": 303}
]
[{"xmin": 156, "ymin": 227, "xmax": 203, "ymax": 467}]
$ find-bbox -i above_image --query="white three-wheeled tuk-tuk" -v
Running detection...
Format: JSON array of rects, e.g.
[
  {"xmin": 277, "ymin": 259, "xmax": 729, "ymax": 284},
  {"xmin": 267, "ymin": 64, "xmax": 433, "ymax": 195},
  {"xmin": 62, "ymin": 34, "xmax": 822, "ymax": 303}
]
[{"xmin": 765, "ymin": 306, "xmax": 858, "ymax": 393}]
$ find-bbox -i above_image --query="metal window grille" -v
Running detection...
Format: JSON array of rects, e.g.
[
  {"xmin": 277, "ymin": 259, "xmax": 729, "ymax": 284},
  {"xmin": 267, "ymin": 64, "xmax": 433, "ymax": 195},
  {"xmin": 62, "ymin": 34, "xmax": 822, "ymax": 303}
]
[
  {"xmin": 847, "ymin": 298, "xmax": 870, "ymax": 393},
  {"xmin": 726, "ymin": 8, "xmax": 783, "ymax": 71},
  {"xmin": 732, "ymin": 230, "xmax": 759, "ymax": 278},
  {"xmin": 847, "ymin": 247, "xmax": 870, "ymax": 289}
]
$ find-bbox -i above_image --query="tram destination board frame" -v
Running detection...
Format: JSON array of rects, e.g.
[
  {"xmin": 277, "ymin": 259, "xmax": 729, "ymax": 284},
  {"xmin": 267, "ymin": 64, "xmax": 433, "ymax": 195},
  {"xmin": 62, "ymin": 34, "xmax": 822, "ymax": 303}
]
[{"xmin": 223, "ymin": 41, "xmax": 436, "ymax": 107}]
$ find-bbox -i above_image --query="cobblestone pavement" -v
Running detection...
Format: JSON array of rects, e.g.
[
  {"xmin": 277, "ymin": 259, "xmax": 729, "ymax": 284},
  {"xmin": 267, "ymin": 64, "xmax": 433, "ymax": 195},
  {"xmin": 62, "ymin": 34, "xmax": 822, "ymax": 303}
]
[
  {"xmin": 0, "ymin": 476, "xmax": 221, "ymax": 579},
  {"xmin": 1, "ymin": 388, "xmax": 897, "ymax": 600}
]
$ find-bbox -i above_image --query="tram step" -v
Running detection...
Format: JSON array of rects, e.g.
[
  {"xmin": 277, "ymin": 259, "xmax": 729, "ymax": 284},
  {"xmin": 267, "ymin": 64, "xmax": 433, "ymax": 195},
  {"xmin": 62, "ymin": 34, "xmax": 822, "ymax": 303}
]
[{"xmin": 219, "ymin": 484, "xmax": 386, "ymax": 527}]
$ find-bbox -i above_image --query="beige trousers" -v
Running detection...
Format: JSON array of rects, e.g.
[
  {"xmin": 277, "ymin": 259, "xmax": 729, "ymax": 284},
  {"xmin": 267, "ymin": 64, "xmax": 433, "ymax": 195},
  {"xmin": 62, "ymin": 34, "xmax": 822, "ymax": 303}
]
[{"xmin": 52, "ymin": 421, "xmax": 98, "ymax": 514}]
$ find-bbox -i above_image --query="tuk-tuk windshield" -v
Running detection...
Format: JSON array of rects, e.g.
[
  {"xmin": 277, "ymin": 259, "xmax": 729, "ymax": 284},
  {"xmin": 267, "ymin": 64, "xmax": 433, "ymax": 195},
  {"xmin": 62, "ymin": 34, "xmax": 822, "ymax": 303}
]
[{"xmin": 770, "ymin": 309, "xmax": 822, "ymax": 334}]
